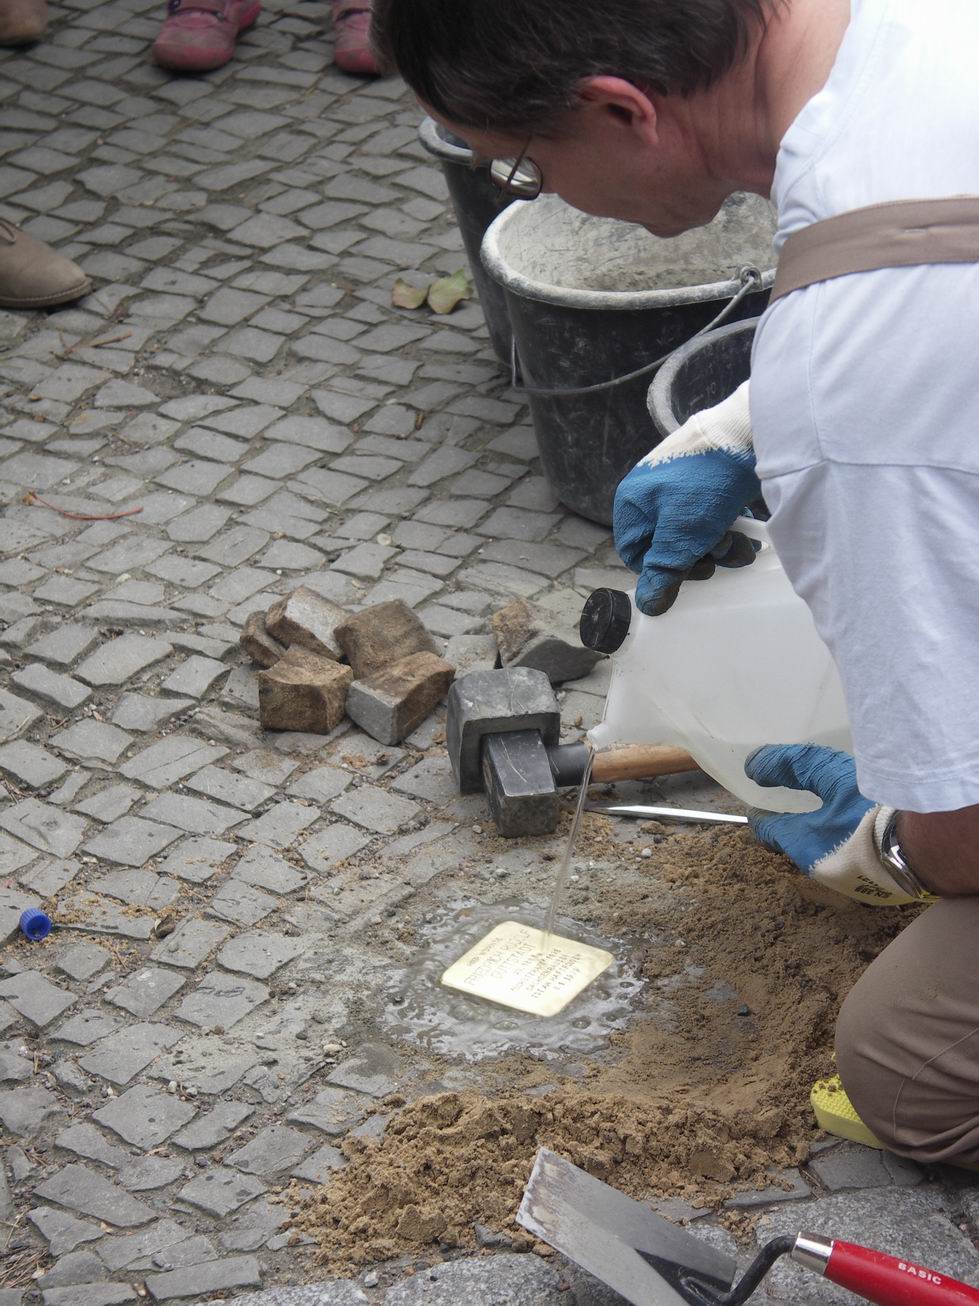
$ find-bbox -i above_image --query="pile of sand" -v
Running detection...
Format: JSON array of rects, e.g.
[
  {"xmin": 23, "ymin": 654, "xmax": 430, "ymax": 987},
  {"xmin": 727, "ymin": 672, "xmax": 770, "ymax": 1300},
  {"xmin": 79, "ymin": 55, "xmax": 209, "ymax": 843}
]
[{"xmin": 294, "ymin": 824, "xmax": 916, "ymax": 1270}]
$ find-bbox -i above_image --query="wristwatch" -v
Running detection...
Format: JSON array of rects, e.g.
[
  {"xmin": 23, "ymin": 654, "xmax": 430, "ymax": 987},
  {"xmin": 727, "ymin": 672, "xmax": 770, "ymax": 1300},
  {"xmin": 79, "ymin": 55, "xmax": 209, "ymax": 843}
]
[{"xmin": 877, "ymin": 809, "xmax": 933, "ymax": 901}]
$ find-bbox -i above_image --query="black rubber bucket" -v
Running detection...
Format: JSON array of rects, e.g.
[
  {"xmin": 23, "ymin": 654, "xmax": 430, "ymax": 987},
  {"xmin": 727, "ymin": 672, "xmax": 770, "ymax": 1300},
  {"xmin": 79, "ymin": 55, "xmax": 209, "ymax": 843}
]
[
  {"xmin": 648, "ymin": 317, "xmax": 758, "ymax": 437},
  {"xmin": 481, "ymin": 195, "xmax": 774, "ymax": 524},
  {"xmin": 418, "ymin": 116, "xmax": 513, "ymax": 365}
]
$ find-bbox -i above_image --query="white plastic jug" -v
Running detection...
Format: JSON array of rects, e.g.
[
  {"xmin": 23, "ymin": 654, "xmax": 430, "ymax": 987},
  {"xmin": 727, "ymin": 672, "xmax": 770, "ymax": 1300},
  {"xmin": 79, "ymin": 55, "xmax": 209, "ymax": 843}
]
[{"xmin": 586, "ymin": 518, "xmax": 852, "ymax": 812}]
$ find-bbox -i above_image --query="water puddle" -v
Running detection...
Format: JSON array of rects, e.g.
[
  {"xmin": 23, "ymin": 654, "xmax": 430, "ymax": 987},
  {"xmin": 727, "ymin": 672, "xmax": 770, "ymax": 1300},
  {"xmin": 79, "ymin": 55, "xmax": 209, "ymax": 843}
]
[{"xmin": 379, "ymin": 900, "xmax": 644, "ymax": 1062}]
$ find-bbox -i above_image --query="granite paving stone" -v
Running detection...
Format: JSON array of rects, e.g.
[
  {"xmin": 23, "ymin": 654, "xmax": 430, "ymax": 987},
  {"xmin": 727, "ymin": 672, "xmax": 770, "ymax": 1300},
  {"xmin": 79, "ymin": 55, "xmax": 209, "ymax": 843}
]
[
  {"xmin": 232, "ymin": 845, "xmax": 308, "ymax": 893},
  {"xmin": 175, "ymin": 970, "xmax": 269, "ymax": 1029},
  {"xmin": 326, "ymin": 1044, "xmax": 403, "ymax": 1099},
  {"xmin": 298, "ymin": 823, "xmax": 372, "ymax": 872},
  {"xmin": 119, "ymin": 736, "xmax": 228, "ymax": 787},
  {"xmin": 82, "ymin": 816, "xmax": 182, "ymax": 867},
  {"xmin": 218, "ymin": 931, "xmax": 304, "ymax": 979},
  {"xmin": 75, "ymin": 783, "xmax": 142, "ymax": 823},
  {"xmin": 150, "ymin": 918, "xmax": 232, "ymax": 969},
  {"xmin": 34, "ymin": 1163, "xmax": 155, "ymax": 1228},
  {"xmin": 93, "ymin": 1084, "xmax": 197, "ymax": 1148},
  {"xmin": 110, "ymin": 692, "xmax": 194, "ymax": 732},
  {"xmin": 40, "ymin": 1286, "xmax": 138, "ymax": 1306},
  {"xmin": 57, "ymin": 942, "xmax": 111, "ymax": 982},
  {"xmin": 94, "ymin": 1218, "xmax": 193, "ymax": 1273},
  {"xmin": 145, "ymin": 1253, "xmax": 262, "ymax": 1300},
  {"xmin": 79, "ymin": 1023, "xmax": 183, "ymax": 1086},
  {"xmin": 236, "ymin": 801, "xmax": 321, "ymax": 848},
  {"xmin": 807, "ymin": 1141, "xmax": 923, "ymax": 1190},
  {"xmin": 11, "ymin": 663, "xmax": 92, "ymax": 711},
  {"xmin": 53, "ymin": 898, "xmax": 158, "ymax": 941},
  {"xmin": 0, "ymin": 740, "xmax": 67, "ymax": 788},
  {"xmin": 286, "ymin": 764, "xmax": 352, "ymax": 802},
  {"xmin": 0, "ymin": 1085, "xmax": 61, "ymax": 1137},
  {"xmin": 25, "ymin": 625, "xmax": 100, "ymax": 667},
  {"xmin": 121, "ymin": 1155, "xmax": 186, "ymax": 1192},
  {"xmin": 186, "ymin": 764, "xmax": 276, "ymax": 811},
  {"xmin": 0, "ymin": 971, "xmax": 75, "ymax": 1028},
  {"xmin": 227, "ymin": 1124, "xmax": 312, "ymax": 1175},
  {"xmin": 160, "ymin": 653, "xmax": 228, "ymax": 697},
  {"xmin": 35, "ymin": 1247, "xmax": 107, "ymax": 1290},
  {"xmin": 172, "ymin": 1100, "xmax": 255, "ymax": 1150},
  {"xmin": 28, "ymin": 1205, "xmax": 104, "ymax": 1257},
  {"xmin": 209, "ymin": 879, "xmax": 279, "ymax": 926},
  {"xmin": 89, "ymin": 868, "xmax": 179, "ymax": 910},
  {"xmin": 140, "ymin": 791, "xmax": 247, "ymax": 835},
  {"xmin": 152, "ymin": 1035, "xmax": 260, "ymax": 1095},
  {"xmin": 54, "ymin": 1122, "xmax": 129, "ymax": 1169},
  {"xmin": 290, "ymin": 1142, "xmax": 346, "ymax": 1184},
  {"xmin": 157, "ymin": 835, "xmax": 237, "ymax": 883},
  {"xmin": 229, "ymin": 1286, "xmax": 366, "ymax": 1306},
  {"xmin": 178, "ymin": 1165, "xmax": 266, "ymax": 1217},
  {"xmin": 50, "ymin": 720, "xmax": 132, "ymax": 765},
  {"xmin": 331, "ymin": 784, "xmax": 421, "ymax": 834},
  {"xmin": 75, "ymin": 634, "xmax": 173, "ymax": 686},
  {"xmin": 219, "ymin": 1197, "xmax": 291, "ymax": 1254},
  {"xmin": 0, "ymin": 688, "xmax": 42, "ymax": 741},
  {"xmin": 51, "ymin": 1009, "xmax": 120, "ymax": 1047},
  {"xmin": 105, "ymin": 966, "xmax": 186, "ymax": 1018},
  {"xmin": 383, "ymin": 1255, "xmax": 566, "ymax": 1306},
  {"xmin": 0, "ymin": 1040, "xmax": 34, "ymax": 1084}
]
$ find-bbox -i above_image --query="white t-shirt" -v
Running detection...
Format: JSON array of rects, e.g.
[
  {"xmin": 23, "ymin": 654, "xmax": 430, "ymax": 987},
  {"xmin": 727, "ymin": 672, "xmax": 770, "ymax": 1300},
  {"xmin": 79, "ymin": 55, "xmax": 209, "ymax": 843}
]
[{"xmin": 750, "ymin": 0, "xmax": 979, "ymax": 812}]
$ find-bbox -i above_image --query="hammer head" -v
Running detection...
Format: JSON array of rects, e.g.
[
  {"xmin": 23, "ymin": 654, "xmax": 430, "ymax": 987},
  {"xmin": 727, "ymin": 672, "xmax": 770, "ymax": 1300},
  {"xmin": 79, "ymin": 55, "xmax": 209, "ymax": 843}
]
[
  {"xmin": 482, "ymin": 730, "xmax": 560, "ymax": 837},
  {"xmin": 446, "ymin": 667, "xmax": 561, "ymax": 794}
]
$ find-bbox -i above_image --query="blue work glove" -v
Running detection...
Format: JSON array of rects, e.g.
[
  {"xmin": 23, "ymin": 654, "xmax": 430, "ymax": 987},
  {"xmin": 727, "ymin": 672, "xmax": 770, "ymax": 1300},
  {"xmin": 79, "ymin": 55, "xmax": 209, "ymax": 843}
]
[
  {"xmin": 614, "ymin": 381, "xmax": 761, "ymax": 616},
  {"xmin": 745, "ymin": 744, "xmax": 915, "ymax": 906}
]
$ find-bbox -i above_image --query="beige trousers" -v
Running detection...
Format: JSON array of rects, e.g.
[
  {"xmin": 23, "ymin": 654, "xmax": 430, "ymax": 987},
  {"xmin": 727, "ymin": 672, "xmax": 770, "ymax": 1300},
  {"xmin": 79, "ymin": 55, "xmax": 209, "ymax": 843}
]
[{"xmin": 836, "ymin": 897, "xmax": 979, "ymax": 1166}]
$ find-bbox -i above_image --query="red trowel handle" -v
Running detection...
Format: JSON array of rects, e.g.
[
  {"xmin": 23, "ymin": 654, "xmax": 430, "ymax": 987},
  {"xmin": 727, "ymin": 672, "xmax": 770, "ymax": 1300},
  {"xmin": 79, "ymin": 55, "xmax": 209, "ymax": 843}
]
[{"xmin": 797, "ymin": 1235, "xmax": 979, "ymax": 1305}]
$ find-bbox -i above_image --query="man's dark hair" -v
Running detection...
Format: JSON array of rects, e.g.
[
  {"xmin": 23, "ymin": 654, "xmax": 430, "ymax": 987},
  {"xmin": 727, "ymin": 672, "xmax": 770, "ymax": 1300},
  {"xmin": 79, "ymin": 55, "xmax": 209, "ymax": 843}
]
[{"xmin": 372, "ymin": 0, "xmax": 772, "ymax": 134}]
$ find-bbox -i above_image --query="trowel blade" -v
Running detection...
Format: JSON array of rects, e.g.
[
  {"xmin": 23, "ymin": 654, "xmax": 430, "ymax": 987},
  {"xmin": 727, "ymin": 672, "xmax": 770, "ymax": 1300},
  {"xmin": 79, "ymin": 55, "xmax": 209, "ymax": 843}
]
[
  {"xmin": 518, "ymin": 1148, "xmax": 736, "ymax": 1306},
  {"xmin": 586, "ymin": 802, "xmax": 748, "ymax": 826}
]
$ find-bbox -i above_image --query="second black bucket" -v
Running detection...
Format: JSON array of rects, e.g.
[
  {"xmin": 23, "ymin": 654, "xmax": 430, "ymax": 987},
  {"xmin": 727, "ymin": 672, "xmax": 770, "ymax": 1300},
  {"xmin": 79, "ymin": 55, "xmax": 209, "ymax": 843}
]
[
  {"xmin": 481, "ymin": 194, "xmax": 775, "ymax": 524},
  {"xmin": 648, "ymin": 317, "xmax": 757, "ymax": 437},
  {"xmin": 419, "ymin": 116, "xmax": 513, "ymax": 366}
]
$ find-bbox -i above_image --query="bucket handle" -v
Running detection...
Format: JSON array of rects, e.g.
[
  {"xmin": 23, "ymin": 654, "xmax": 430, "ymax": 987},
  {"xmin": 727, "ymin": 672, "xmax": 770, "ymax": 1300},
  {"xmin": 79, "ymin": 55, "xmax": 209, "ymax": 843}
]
[
  {"xmin": 509, "ymin": 265, "xmax": 763, "ymax": 398},
  {"xmin": 732, "ymin": 515, "xmax": 770, "ymax": 545}
]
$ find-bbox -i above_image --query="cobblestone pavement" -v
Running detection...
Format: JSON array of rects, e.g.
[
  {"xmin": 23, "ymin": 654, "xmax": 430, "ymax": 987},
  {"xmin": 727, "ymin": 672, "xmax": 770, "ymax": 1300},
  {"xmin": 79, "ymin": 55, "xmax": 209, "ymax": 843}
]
[{"xmin": 2, "ymin": 3, "xmax": 979, "ymax": 1304}]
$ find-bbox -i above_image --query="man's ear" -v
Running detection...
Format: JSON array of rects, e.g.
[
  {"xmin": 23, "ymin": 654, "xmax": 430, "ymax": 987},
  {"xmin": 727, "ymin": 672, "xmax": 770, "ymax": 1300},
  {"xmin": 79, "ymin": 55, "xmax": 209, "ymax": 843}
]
[{"xmin": 578, "ymin": 74, "xmax": 659, "ymax": 142}]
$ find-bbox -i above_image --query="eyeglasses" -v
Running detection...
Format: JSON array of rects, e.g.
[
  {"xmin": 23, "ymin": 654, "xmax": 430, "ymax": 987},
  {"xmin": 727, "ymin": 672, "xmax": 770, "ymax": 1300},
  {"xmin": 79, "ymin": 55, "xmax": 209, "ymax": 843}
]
[{"xmin": 489, "ymin": 139, "xmax": 543, "ymax": 199}]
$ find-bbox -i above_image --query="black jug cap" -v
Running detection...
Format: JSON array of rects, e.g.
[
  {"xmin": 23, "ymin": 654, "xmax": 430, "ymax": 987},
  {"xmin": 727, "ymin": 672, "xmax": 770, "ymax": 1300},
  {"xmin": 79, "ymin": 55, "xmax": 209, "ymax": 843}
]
[{"xmin": 579, "ymin": 588, "xmax": 632, "ymax": 654}]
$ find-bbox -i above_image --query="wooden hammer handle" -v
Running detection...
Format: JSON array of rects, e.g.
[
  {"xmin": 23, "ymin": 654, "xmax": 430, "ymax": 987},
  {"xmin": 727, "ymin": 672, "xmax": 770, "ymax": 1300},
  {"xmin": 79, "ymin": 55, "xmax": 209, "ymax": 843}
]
[{"xmin": 591, "ymin": 744, "xmax": 699, "ymax": 782}]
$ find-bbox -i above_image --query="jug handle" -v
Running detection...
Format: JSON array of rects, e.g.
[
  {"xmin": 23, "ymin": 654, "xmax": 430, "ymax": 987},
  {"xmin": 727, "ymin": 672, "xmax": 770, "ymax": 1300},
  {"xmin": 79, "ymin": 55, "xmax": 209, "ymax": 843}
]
[{"xmin": 732, "ymin": 515, "xmax": 770, "ymax": 546}]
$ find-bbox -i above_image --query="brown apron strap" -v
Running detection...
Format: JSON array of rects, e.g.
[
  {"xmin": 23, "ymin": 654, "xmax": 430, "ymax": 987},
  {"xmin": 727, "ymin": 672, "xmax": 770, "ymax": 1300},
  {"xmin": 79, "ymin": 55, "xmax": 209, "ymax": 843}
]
[{"xmin": 771, "ymin": 196, "xmax": 979, "ymax": 302}]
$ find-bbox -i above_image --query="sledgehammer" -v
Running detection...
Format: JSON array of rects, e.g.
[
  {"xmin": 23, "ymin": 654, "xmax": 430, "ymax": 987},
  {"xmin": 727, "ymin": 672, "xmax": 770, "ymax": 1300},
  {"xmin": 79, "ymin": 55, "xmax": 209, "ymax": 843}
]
[{"xmin": 445, "ymin": 668, "xmax": 698, "ymax": 837}]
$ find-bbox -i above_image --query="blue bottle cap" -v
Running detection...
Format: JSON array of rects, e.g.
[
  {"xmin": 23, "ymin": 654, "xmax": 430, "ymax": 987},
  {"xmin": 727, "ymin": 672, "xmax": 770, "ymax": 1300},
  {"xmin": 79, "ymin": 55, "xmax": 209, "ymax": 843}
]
[{"xmin": 19, "ymin": 908, "xmax": 53, "ymax": 941}]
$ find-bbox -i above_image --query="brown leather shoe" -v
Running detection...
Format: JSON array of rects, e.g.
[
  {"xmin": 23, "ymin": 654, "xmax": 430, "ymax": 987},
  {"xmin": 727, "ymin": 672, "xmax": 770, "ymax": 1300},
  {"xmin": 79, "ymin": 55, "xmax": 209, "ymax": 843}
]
[
  {"xmin": 0, "ymin": 0, "xmax": 48, "ymax": 45},
  {"xmin": 0, "ymin": 221, "xmax": 91, "ymax": 310}
]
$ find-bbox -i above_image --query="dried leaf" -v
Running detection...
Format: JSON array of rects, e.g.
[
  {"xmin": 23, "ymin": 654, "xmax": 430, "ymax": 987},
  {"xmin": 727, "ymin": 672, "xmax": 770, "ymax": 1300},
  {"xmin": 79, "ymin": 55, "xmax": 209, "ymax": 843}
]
[
  {"xmin": 391, "ymin": 277, "xmax": 428, "ymax": 310},
  {"xmin": 427, "ymin": 268, "xmax": 473, "ymax": 314}
]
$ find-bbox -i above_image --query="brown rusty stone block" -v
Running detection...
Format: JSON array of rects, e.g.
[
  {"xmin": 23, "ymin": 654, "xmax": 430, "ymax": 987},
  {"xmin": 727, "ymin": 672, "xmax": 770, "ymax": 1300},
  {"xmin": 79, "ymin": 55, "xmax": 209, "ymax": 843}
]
[
  {"xmin": 335, "ymin": 600, "xmax": 438, "ymax": 680},
  {"xmin": 345, "ymin": 651, "xmax": 455, "ymax": 745},
  {"xmin": 240, "ymin": 611, "xmax": 287, "ymax": 669},
  {"xmin": 265, "ymin": 587, "xmax": 346, "ymax": 661},
  {"xmin": 490, "ymin": 597, "xmax": 538, "ymax": 664},
  {"xmin": 258, "ymin": 648, "xmax": 353, "ymax": 734}
]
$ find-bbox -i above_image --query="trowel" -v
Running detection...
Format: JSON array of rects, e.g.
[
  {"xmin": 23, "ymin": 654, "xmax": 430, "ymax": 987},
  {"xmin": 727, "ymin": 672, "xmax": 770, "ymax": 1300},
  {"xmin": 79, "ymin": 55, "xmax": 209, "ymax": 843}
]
[{"xmin": 519, "ymin": 1148, "xmax": 979, "ymax": 1305}]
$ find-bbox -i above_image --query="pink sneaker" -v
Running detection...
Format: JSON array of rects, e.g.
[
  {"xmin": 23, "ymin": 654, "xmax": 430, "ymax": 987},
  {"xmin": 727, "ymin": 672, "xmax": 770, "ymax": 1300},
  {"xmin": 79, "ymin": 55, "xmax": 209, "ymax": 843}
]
[
  {"xmin": 152, "ymin": 0, "xmax": 261, "ymax": 72},
  {"xmin": 331, "ymin": 0, "xmax": 380, "ymax": 76}
]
